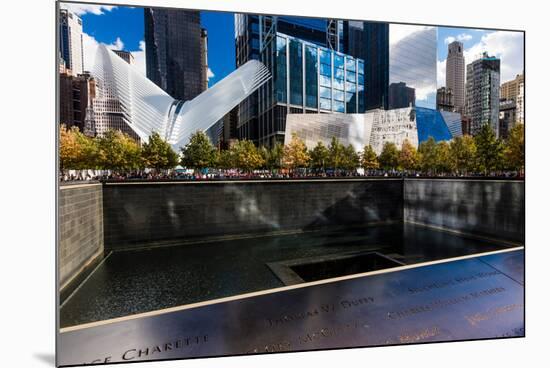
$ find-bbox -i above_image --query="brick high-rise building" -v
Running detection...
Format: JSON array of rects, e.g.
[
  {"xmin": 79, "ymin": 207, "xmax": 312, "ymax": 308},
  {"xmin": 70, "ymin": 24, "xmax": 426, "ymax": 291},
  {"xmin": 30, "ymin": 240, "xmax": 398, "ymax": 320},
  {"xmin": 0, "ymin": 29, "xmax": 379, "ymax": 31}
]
[
  {"xmin": 59, "ymin": 71, "xmax": 96, "ymax": 133},
  {"xmin": 501, "ymin": 73, "xmax": 524, "ymax": 125},
  {"xmin": 446, "ymin": 41, "xmax": 465, "ymax": 115}
]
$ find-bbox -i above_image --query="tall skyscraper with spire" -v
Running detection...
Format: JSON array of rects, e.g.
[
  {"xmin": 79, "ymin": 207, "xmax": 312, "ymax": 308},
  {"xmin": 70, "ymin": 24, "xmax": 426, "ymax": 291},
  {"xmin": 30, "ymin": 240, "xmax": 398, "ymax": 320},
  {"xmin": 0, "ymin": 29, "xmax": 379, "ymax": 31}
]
[{"xmin": 446, "ymin": 41, "xmax": 465, "ymax": 115}]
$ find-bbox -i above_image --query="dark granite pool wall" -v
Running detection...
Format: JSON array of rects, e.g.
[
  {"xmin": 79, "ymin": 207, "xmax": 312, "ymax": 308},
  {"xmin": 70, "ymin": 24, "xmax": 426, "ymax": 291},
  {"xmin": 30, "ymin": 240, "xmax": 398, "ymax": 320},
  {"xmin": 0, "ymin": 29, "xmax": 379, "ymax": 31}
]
[
  {"xmin": 403, "ymin": 179, "xmax": 524, "ymax": 243},
  {"xmin": 102, "ymin": 179, "xmax": 404, "ymax": 250},
  {"xmin": 59, "ymin": 183, "xmax": 104, "ymax": 287}
]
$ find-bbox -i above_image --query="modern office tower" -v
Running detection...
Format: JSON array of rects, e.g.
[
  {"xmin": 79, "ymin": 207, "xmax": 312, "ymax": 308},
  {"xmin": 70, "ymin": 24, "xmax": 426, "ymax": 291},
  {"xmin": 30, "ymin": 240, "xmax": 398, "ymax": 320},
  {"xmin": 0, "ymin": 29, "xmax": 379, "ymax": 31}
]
[
  {"xmin": 501, "ymin": 73, "xmax": 524, "ymax": 125},
  {"xmin": 364, "ymin": 22, "xmax": 389, "ymax": 110},
  {"xmin": 388, "ymin": 82, "xmax": 415, "ymax": 109},
  {"xmin": 144, "ymin": 8, "xmax": 206, "ymax": 101},
  {"xmin": 59, "ymin": 8, "xmax": 84, "ymax": 75},
  {"xmin": 499, "ymin": 98, "xmax": 517, "ymax": 139},
  {"xmin": 234, "ymin": 14, "xmax": 261, "ymax": 142},
  {"xmin": 59, "ymin": 71, "xmax": 96, "ymax": 132},
  {"xmin": 256, "ymin": 32, "xmax": 365, "ymax": 147},
  {"xmin": 234, "ymin": 15, "xmax": 346, "ymax": 144},
  {"xmin": 446, "ymin": 41, "xmax": 465, "ymax": 114},
  {"xmin": 437, "ymin": 87, "xmax": 454, "ymax": 112},
  {"xmin": 112, "ymin": 50, "xmax": 134, "ymax": 65},
  {"xmin": 389, "ymin": 25, "xmax": 437, "ymax": 109},
  {"xmin": 465, "ymin": 52, "xmax": 501, "ymax": 136}
]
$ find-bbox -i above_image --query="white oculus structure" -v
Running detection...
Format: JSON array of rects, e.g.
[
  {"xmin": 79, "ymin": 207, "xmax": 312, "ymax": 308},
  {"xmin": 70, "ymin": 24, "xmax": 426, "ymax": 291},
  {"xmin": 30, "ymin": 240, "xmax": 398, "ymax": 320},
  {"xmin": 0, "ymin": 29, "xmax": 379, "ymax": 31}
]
[{"xmin": 90, "ymin": 44, "xmax": 271, "ymax": 148}]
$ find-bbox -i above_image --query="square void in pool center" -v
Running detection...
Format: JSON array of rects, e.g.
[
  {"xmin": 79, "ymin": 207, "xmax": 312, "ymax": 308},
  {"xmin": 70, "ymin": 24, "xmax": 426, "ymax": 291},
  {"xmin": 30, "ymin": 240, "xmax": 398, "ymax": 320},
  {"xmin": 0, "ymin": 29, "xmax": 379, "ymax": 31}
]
[{"xmin": 268, "ymin": 251, "xmax": 405, "ymax": 286}]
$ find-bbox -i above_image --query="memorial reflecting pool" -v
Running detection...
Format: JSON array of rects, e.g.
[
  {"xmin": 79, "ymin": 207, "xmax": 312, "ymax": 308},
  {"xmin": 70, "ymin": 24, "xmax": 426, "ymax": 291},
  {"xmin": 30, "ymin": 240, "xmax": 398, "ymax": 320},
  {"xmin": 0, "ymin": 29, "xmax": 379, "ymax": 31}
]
[{"xmin": 60, "ymin": 223, "xmax": 519, "ymax": 328}]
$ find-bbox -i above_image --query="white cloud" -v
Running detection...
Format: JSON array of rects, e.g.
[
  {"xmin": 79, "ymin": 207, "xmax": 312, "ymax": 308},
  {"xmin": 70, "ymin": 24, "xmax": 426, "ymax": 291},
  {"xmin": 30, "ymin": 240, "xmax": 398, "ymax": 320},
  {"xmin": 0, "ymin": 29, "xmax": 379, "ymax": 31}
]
[
  {"xmin": 457, "ymin": 33, "xmax": 473, "ymax": 42},
  {"xmin": 132, "ymin": 41, "xmax": 146, "ymax": 76},
  {"xmin": 445, "ymin": 33, "xmax": 473, "ymax": 44},
  {"xmin": 207, "ymin": 68, "xmax": 215, "ymax": 80},
  {"xmin": 464, "ymin": 30, "xmax": 524, "ymax": 82},
  {"xmin": 60, "ymin": 3, "xmax": 117, "ymax": 16},
  {"xmin": 437, "ymin": 59, "xmax": 446, "ymax": 87},
  {"xmin": 109, "ymin": 37, "xmax": 124, "ymax": 51},
  {"xmin": 444, "ymin": 36, "xmax": 456, "ymax": 44}
]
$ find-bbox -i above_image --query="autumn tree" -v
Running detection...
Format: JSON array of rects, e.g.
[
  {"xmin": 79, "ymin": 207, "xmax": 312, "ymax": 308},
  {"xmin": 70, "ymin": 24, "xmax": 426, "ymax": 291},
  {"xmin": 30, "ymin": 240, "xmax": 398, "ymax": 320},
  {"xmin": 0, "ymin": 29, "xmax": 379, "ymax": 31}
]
[
  {"xmin": 309, "ymin": 141, "xmax": 329, "ymax": 171},
  {"xmin": 361, "ymin": 145, "xmax": 379, "ymax": 170},
  {"xmin": 262, "ymin": 142, "xmax": 284, "ymax": 170},
  {"xmin": 327, "ymin": 137, "xmax": 345, "ymax": 170},
  {"xmin": 378, "ymin": 142, "xmax": 399, "ymax": 170},
  {"xmin": 435, "ymin": 141, "xmax": 452, "ymax": 174},
  {"xmin": 398, "ymin": 139, "xmax": 419, "ymax": 171},
  {"xmin": 449, "ymin": 135, "xmax": 477, "ymax": 175},
  {"xmin": 180, "ymin": 131, "xmax": 217, "ymax": 170},
  {"xmin": 503, "ymin": 124, "xmax": 524, "ymax": 173},
  {"xmin": 217, "ymin": 149, "xmax": 235, "ymax": 169},
  {"xmin": 475, "ymin": 123, "xmax": 504, "ymax": 175},
  {"xmin": 59, "ymin": 125, "xmax": 80, "ymax": 172},
  {"xmin": 141, "ymin": 131, "xmax": 179, "ymax": 171},
  {"xmin": 342, "ymin": 144, "xmax": 360, "ymax": 171},
  {"xmin": 283, "ymin": 133, "xmax": 310, "ymax": 171},
  {"xmin": 418, "ymin": 137, "xmax": 438, "ymax": 174},
  {"xmin": 97, "ymin": 130, "xmax": 141, "ymax": 171},
  {"xmin": 59, "ymin": 125, "xmax": 99, "ymax": 171},
  {"xmin": 231, "ymin": 139, "xmax": 265, "ymax": 172}
]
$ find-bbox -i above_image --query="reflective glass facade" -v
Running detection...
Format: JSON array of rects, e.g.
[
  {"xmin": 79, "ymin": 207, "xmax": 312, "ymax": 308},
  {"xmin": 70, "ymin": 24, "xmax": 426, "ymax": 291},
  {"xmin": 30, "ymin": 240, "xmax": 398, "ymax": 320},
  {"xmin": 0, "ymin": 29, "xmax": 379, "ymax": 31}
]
[
  {"xmin": 144, "ymin": 8, "xmax": 206, "ymax": 102},
  {"xmin": 415, "ymin": 107, "xmax": 453, "ymax": 142},
  {"xmin": 234, "ymin": 14, "xmax": 261, "ymax": 141},
  {"xmin": 257, "ymin": 33, "xmax": 365, "ymax": 146},
  {"xmin": 389, "ymin": 25, "xmax": 437, "ymax": 109}
]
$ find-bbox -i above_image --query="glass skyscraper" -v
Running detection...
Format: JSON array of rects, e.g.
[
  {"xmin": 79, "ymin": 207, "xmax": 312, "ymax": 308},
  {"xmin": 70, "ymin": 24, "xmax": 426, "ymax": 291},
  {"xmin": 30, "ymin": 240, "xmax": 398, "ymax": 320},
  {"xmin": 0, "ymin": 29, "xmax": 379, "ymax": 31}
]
[
  {"xmin": 234, "ymin": 15, "xmax": 362, "ymax": 146},
  {"xmin": 364, "ymin": 22, "xmax": 390, "ymax": 110},
  {"xmin": 256, "ymin": 33, "xmax": 365, "ymax": 146},
  {"xmin": 144, "ymin": 8, "xmax": 208, "ymax": 102},
  {"xmin": 389, "ymin": 25, "xmax": 437, "ymax": 109}
]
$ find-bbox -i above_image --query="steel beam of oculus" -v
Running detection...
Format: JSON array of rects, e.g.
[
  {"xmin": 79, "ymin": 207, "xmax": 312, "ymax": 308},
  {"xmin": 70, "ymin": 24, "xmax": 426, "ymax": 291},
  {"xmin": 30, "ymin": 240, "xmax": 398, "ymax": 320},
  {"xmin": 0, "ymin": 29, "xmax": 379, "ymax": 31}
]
[{"xmin": 92, "ymin": 45, "xmax": 271, "ymax": 147}]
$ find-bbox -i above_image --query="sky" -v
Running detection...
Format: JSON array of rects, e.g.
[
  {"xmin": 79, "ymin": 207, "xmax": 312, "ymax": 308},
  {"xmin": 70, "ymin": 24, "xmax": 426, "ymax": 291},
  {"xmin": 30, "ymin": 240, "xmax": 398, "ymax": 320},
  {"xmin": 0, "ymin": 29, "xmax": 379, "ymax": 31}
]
[{"xmin": 60, "ymin": 3, "xmax": 524, "ymax": 93}]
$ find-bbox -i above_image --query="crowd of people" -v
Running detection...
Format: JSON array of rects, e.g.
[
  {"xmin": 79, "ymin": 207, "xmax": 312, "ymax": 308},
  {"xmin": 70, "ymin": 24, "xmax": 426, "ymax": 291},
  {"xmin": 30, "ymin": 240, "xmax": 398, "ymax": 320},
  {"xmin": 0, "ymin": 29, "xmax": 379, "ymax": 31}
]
[{"xmin": 59, "ymin": 168, "xmax": 523, "ymax": 183}]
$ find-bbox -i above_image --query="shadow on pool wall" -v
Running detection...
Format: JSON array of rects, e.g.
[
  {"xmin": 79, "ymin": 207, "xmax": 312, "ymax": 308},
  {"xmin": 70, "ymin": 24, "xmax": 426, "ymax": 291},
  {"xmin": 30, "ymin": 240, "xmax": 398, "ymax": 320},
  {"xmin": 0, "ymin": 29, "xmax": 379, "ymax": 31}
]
[{"xmin": 101, "ymin": 179, "xmax": 405, "ymax": 250}]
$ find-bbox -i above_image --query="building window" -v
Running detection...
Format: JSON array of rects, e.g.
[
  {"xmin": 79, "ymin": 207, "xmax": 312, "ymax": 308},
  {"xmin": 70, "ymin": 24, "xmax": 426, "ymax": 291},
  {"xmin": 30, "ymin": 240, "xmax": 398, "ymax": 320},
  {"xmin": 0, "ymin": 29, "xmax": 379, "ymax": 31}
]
[
  {"xmin": 275, "ymin": 36, "xmax": 287, "ymax": 103},
  {"xmin": 305, "ymin": 45, "xmax": 318, "ymax": 109},
  {"xmin": 320, "ymin": 97, "xmax": 332, "ymax": 110},
  {"xmin": 289, "ymin": 39, "xmax": 303, "ymax": 106}
]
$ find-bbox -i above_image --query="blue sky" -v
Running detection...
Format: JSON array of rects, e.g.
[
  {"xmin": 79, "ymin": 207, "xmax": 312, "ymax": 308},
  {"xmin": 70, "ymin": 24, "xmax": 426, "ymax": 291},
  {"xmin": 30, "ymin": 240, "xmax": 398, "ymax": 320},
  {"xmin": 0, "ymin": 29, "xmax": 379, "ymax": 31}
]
[{"xmin": 61, "ymin": 3, "xmax": 523, "ymax": 89}]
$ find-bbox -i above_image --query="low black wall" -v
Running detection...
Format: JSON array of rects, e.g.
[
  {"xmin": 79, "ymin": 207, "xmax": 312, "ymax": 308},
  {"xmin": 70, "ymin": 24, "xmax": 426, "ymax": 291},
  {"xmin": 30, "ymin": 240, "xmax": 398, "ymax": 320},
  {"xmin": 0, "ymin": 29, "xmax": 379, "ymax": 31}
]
[
  {"xmin": 403, "ymin": 179, "xmax": 524, "ymax": 243},
  {"xmin": 102, "ymin": 179, "xmax": 404, "ymax": 250}
]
